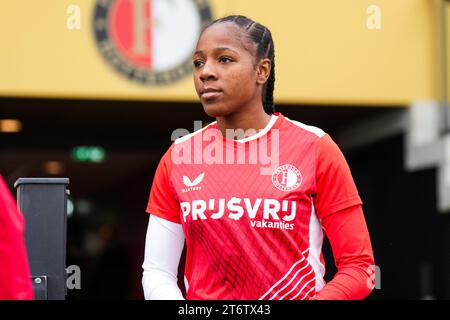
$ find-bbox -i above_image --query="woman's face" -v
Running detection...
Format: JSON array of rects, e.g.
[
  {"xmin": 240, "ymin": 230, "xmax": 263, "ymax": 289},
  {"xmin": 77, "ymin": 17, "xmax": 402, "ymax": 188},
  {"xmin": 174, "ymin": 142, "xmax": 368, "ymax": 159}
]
[{"xmin": 192, "ymin": 22, "xmax": 261, "ymax": 118}]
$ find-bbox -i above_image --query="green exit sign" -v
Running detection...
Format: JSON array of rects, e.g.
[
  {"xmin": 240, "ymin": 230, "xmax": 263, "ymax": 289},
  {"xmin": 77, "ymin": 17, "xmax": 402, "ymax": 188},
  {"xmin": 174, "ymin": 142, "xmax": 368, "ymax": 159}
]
[{"xmin": 72, "ymin": 146, "xmax": 106, "ymax": 163}]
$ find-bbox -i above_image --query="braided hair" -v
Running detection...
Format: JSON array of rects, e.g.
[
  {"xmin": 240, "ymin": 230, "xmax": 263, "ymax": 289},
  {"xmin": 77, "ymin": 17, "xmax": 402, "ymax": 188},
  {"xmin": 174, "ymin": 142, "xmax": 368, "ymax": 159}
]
[{"xmin": 203, "ymin": 15, "xmax": 276, "ymax": 114}]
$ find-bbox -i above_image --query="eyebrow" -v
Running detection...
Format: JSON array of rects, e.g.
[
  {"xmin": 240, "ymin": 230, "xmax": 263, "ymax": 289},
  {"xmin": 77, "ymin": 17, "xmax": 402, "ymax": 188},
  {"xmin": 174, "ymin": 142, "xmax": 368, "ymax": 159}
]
[{"xmin": 193, "ymin": 47, "xmax": 239, "ymax": 56}]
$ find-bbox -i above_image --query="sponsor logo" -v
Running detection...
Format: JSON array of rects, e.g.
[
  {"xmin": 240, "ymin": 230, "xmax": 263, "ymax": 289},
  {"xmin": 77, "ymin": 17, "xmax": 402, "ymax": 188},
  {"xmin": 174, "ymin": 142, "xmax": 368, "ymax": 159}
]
[
  {"xmin": 182, "ymin": 173, "xmax": 204, "ymax": 192},
  {"xmin": 93, "ymin": 0, "xmax": 212, "ymax": 85},
  {"xmin": 272, "ymin": 164, "xmax": 302, "ymax": 191},
  {"xmin": 180, "ymin": 197, "xmax": 296, "ymax": 230}
]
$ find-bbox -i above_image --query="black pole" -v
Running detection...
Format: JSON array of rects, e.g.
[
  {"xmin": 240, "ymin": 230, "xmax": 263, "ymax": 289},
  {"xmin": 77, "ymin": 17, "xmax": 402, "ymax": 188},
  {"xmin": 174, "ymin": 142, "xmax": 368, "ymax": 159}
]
[{"xmin": 14, "ymin": 178, "xmax": 69, "ymax": 300}]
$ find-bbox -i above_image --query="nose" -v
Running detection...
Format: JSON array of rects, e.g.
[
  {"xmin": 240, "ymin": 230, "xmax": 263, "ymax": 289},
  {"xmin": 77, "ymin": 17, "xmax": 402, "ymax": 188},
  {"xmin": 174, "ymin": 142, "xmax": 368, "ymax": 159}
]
[{"xmin": 199, "ymin": 61, "xmax": 217, "ymax": 82}]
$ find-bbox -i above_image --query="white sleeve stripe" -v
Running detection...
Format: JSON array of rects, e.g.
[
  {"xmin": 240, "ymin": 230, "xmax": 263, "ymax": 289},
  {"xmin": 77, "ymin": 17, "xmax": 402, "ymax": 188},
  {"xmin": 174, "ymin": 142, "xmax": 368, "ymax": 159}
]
[
  {"xmin": 307, "ymin": 199, "xmax": 326, "ymax": 291},
  {"xmin": 174, "ymin": 121, "xmax": 216, "ymax": 145},
  {"xmin": 284, "ymin": 117, "xmax": 326, "ymax": 138}
]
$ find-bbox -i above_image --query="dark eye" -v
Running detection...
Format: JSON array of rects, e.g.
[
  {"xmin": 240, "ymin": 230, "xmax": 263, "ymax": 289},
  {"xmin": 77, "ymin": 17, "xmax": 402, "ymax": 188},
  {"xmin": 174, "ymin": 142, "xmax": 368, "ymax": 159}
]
[
  {"xmin": 193, "ymin": 60, "xmax": 204, "ymax": 68},
  {"xmin": 219, "ymin": 56, "xmax": 233, "ymax": 64}
]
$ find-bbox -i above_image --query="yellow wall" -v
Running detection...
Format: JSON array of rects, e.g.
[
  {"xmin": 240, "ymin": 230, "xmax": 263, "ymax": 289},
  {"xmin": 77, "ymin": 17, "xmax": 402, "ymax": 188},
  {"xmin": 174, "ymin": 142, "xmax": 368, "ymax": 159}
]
[
  {"xmin": 0, "ymin": 0, "xmax": 441, "ymax": 106},
  {"xmin": 446, "ymin": 2, "xmax": 450, "ymax": 101}
]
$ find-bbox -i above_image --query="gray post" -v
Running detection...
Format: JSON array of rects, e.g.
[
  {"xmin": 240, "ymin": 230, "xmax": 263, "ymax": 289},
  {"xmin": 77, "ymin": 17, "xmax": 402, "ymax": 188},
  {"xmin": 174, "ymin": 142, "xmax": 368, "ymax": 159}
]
[{"xmin": 14, "ymin": 178, "xmax": 70, "ymax": 300}]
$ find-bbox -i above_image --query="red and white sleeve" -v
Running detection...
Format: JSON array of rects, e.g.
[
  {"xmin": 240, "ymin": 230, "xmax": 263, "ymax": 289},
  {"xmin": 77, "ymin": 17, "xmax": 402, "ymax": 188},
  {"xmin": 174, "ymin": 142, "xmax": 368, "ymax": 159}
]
[
  {"xmin": 312, "ymin": 134, "xmax": 375, "ymax": 300},
  {"xmin": 146, "ymin": 144, "xmax": 181, "ymax": 224}
]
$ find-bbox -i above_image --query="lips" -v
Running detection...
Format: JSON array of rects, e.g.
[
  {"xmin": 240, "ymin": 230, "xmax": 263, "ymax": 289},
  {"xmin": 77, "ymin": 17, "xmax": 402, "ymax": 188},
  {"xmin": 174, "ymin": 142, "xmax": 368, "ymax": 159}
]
[{"xmin": 200, "ymin": 87, "xmax": 222, "ymax": 100}]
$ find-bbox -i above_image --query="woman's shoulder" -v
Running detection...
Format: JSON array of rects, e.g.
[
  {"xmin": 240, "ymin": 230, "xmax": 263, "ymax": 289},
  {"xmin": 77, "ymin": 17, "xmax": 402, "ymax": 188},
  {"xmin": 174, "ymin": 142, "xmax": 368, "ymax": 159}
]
[
  {"xmin": 281, "ymin": 114, "xmax": 327, "ymax": 139},
  {"xmin": 172, "ymin": 121, "xmax": 217, "ymax": 146}
]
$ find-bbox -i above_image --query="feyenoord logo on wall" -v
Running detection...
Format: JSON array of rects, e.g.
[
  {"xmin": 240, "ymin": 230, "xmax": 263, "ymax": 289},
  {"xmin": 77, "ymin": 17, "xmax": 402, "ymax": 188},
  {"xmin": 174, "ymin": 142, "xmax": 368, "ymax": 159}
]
[{"xmin": 93, "ymin": 0, "xmax": 212, "ymax": 85}]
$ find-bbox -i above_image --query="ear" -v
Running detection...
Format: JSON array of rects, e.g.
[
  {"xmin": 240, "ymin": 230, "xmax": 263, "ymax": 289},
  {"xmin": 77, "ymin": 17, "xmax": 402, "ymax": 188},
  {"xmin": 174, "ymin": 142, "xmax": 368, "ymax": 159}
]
[{"xmin": 256, "ymin": 58, "xmax": 271, "ymax": 85}]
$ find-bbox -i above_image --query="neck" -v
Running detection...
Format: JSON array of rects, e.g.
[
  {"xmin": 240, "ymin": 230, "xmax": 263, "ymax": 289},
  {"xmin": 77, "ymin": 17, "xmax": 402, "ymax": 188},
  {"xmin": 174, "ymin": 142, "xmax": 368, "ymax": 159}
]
[{"xmin": 216, "ymin": 103, "xmax": 272, "ymax": 140}]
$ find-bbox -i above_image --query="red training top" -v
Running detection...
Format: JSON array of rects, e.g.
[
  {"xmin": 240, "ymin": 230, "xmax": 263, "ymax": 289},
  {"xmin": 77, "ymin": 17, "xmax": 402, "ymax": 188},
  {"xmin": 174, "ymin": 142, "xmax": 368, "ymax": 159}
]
[
  {"xmin": 0, "ymin": 175, "xmax": 34, "ymax": 300},
  {"xmin": 147, "ymin": 112, "xmax": 374, "ymax": 300}
]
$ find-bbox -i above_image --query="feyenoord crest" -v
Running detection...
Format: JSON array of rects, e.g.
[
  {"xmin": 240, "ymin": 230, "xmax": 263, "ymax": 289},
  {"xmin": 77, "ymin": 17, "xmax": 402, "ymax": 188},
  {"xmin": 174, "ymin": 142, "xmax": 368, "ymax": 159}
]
[
  {"xmin": 272, "ymin": 164, "xmax": 303, "ymax": 192},
  {"xmin": 93, "ymin": 0, "xmax": 212, "ymax": 85}
]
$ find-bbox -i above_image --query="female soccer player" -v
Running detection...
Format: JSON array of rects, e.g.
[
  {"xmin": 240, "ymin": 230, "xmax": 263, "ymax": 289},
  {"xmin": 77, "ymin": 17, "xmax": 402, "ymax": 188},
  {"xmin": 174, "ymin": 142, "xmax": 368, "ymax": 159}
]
[{"xmin": 142, "ymin": 15, "xmax": 375, "ymax": 300}]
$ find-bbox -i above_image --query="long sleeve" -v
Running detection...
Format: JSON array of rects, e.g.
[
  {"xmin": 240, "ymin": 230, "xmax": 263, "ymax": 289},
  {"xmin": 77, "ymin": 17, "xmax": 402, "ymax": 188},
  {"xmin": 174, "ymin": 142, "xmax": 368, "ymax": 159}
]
[
  {"xmin": 142, "ymin": 214, "xmax": 185, "ymax": 300},
  {"xmin": 312, "ymin": 134, "xmax": 375, "ymax": 299},
  {"xmin": 311, "ymin": 205, "xmax": 375, "ymax": 300},
  {"xmin": 0, "ymin": 175, "xmax": 34, "ymax": 300}
]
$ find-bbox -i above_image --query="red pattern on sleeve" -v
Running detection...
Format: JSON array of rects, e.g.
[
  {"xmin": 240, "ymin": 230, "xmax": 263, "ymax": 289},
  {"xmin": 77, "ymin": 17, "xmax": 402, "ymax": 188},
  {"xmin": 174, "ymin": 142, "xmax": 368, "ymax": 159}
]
[
  {"xmin": 311, "ymin": 205, "xmax": 375, "ymax": 300},
  {"xmin": 314, "ymin": 134, "xmax": 363, "ymax": 218},
  {"xmin": 146, "ymin": 144, "xmax": 181, "ymax": 224},
  {"xmin": 0, "ymin": 175, "xmax": 34, "ymax": 300},
  {"xmin": 312, "ymin": 135, "xmax": 375, "ymax": 300}
]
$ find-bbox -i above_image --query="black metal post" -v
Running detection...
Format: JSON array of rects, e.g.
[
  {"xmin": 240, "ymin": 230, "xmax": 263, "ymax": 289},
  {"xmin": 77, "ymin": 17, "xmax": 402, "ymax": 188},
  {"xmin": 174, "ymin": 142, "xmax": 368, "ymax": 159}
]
[{"xmin": 14, "ymin": 178, "xmax": 69, "ymax": 300}]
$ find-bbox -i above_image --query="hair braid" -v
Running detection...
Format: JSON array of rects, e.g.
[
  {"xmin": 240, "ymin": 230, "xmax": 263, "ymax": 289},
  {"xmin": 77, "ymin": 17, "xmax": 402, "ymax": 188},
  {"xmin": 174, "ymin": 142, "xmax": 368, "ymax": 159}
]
[{"xmin": 263, "ymin": 46, "xmax": 275, "ymax": 114}]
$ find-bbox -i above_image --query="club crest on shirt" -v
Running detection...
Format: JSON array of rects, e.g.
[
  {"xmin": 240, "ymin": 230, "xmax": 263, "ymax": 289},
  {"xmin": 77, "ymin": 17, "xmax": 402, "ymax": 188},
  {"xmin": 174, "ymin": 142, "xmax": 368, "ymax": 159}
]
[{"xmin": 272, "ymin": 164, "xmax": 302, "ymax": 191}]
